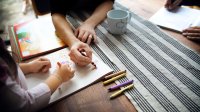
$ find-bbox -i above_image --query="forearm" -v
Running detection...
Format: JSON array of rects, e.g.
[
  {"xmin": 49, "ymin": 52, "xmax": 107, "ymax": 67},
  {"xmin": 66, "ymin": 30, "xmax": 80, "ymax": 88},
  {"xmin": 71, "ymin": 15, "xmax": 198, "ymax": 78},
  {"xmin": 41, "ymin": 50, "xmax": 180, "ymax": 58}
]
[
  {"xmin": 20, "ymin": 62, "xmax": 61, "ymax": 93},
  {"xmin": 52, "ymin": 13, "xmax": 79, "ymax": 47},
  {"xmin": 45, "ymin": 74, "xmax": 62, "ymax": 93},
  {"xmin": 19, "ymin": 63, "xmax": 31, "ymax": 75},
  {"xmin": 84, "ymin": 0, "xmax": 114, "ymax": 28}
]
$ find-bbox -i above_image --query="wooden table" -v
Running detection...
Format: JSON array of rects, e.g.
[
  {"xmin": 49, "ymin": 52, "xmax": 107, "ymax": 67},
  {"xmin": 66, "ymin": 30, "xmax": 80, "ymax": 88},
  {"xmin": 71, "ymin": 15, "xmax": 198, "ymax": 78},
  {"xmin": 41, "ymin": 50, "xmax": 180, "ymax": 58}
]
[{"xmin": 9, "ymin": 0, "xmax": 200, "ymax": 112}]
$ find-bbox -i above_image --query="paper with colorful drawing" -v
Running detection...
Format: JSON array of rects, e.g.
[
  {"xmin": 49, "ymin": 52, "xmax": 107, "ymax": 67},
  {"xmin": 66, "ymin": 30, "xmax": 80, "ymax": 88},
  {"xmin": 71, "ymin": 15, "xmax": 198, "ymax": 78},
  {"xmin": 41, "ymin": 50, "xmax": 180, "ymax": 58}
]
[{"xmin": 13, "ymin": 16, "xmax": 65, "ymax": 61}]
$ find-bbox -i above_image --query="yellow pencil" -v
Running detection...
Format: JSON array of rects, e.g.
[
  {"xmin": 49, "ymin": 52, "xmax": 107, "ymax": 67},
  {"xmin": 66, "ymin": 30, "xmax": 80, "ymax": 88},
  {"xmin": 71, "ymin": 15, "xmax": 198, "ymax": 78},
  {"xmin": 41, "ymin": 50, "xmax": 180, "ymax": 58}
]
[
  {"xmin": 110, "ymin": 84, "xmax": 134, "ymax": 99},
  {"xmin": 103, "ymin": 73, "xmax": 126, "ymax": 85},
  {"xmin": 104, "ymin": 70, "xmax": 126, "ymax": 80}
]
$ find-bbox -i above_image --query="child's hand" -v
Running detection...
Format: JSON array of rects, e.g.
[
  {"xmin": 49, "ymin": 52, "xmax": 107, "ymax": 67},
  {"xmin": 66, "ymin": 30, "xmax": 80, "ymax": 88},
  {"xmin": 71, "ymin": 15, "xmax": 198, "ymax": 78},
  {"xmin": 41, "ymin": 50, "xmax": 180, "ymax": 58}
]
[
  {"xmin": 28, "ymin": 57, "xmax": 51, "ymax": 73},
  {"xmin": 54, "ymin": 63, "xmax": 75, "ymax": 82},
  {"xmin": 75, "ymin": 23, "xmax": 98, "ymax": 44}
]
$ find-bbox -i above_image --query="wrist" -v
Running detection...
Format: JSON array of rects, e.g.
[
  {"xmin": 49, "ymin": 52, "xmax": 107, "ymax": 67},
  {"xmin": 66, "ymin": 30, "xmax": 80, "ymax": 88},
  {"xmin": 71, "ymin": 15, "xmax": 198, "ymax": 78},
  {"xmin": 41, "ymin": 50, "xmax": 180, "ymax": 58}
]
[
  {"xmin": 68, "ymin": 38, "xmax": 79, "ymax": 48},
  {"xmin": 45, "ymin": 74, "xmax": 63, "ymax": 93},
  {"xmin": 19, "ymin": 63, "xmax": 32, "ymax": 74},
  {"xmin": 83, "ymin": 22, "xmax": 96, "ymax": 28},
  {"xmin": 53, "ymin": 74, "xmax": 63, "ymax": 83},
  {"xmin": 64, "ymin": 34, "xmax": 79, "ymax": 48},
  {"xmin": 26, "ymin": 62, "xmax": 33, "ymax": 73}
]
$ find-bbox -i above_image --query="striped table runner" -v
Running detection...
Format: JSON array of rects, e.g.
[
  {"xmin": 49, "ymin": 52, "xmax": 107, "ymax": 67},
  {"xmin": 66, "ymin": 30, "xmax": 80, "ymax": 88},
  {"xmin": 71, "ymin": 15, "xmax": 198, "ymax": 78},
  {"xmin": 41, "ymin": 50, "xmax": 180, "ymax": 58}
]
[{"xmin": 66, "ymin": 2, "xmax": 200, "ymax": 112}]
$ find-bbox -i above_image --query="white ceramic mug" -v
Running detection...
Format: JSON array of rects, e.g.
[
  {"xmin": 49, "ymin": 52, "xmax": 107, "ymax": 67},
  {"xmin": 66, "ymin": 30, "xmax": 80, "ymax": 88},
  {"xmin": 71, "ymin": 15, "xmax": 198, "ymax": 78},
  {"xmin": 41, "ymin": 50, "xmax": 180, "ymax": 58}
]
[{"xmin": 107, "ymin": 9, "xmax": 131, "ymax": 35}]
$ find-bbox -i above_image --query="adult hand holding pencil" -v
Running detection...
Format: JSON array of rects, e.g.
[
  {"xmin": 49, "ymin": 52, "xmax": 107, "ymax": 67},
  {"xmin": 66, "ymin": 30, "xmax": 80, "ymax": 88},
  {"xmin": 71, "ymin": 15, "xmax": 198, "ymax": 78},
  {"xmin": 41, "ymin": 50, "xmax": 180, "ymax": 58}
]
[{"xmin": 79, "ymin": 49, "xmax": 97, "ymax": 69}]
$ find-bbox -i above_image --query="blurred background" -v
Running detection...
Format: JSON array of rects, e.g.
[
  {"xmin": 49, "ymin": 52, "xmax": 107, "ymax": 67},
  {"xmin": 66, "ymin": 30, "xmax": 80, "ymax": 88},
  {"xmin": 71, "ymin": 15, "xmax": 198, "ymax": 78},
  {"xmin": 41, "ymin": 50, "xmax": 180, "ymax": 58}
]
[
  {"xmin": 0, "ymin": 0, "xmax": 35, "ymax": 43},
  {"xmin": 0, "ymin": 0, "xmax": 48, "ymax": 44}
]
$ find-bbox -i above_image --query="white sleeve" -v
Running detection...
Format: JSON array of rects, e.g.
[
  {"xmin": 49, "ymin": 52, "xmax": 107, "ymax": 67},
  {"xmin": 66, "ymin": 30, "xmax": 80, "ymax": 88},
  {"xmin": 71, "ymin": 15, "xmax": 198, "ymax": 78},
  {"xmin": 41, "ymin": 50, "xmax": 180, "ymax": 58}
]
[{"xmin": 0, "ymin": 76, "xmax": 51, "ymax": 112}]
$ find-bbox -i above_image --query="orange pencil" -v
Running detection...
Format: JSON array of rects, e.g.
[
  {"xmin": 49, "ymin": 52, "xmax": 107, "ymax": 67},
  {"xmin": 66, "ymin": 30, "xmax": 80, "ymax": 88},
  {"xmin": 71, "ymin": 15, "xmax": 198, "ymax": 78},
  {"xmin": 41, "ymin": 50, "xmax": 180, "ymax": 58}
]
[{"xmin": 104, "ymin": 70, "xmax": 126, "ymax": 80}]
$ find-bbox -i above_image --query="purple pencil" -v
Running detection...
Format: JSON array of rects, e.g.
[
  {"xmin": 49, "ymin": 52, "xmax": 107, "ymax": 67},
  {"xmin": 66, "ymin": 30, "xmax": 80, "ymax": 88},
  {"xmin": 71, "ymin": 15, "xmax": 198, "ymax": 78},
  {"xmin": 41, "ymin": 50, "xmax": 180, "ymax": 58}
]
[{"xmin": 108, "ymin": 80, "xmax": 134, "ymax": 91}]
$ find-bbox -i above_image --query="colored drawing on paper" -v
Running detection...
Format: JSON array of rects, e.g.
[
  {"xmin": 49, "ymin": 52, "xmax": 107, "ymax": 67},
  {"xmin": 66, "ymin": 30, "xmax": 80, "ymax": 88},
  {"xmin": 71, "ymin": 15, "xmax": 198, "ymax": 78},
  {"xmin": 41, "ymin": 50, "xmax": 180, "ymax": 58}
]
[{"xmin": 17, "ymin": 31, "xmax": 40, "ymax": 56}]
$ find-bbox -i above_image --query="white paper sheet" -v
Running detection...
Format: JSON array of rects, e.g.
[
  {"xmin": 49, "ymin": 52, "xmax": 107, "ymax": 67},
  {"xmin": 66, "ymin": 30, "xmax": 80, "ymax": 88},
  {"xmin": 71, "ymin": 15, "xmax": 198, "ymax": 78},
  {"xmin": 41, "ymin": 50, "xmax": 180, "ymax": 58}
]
[
  {"xmin": 149, "ymin": 6, "xmax": 200, "ymax": 32},
  {"xmin": 25, "ymin": 48, "xmax": 113, "ymax": 103}
]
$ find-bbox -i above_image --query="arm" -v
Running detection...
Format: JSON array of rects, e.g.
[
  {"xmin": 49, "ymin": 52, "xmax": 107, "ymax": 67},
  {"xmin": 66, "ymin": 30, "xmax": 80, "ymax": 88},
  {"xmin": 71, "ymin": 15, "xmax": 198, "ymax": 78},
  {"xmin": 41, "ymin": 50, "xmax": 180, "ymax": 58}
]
[
  {"xmin": 75, "ymin": 0, "xmax": 114, "ymax": 44},
  {"xmin": 19, "ymin": 57, "xmax": 75, "ymax": 92},
  {"xmin": 52, "ymin": 14, "xmax": 92, "ymax": 66},
  {"xmin": 50, "ymin": 0, "xmax": 114, "ymax": 66},
  {"xmin": 19, "ymin": 57, "xmax": 51, "ymax": 75},
  {"xmin": 0, "ymin": 62, "xmax": 74, "ymax": 112},
  {"xmin": 45, "ymin": 63, "xmax": 75, "ymax": 92},
  {"xmin": 52, "ymin": 14, "xmax": 78, "ymax": 48},
  {"xmin": 84, "ymin": 0, "xmax": 114, "ymax": 29}
]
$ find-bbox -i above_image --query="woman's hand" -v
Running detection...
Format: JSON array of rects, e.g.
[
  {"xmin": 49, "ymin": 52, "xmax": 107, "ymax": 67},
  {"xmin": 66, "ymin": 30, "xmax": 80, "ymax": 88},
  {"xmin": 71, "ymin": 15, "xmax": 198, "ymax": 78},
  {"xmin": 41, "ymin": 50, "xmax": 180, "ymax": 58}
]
[
  {"xmin": 165, "ymin": 0, "xmax": 182, "ymax": 11},
  {"xmin": 182, "ymin": 26, "xmax": 200, "ymax": 40},
  {"xmin": 75, "ymin": 23, "xmax": 98, "ymax": 44},
  {"xmin": 69, "ymin": 41, "xmax": 92, "ymax": 66}
]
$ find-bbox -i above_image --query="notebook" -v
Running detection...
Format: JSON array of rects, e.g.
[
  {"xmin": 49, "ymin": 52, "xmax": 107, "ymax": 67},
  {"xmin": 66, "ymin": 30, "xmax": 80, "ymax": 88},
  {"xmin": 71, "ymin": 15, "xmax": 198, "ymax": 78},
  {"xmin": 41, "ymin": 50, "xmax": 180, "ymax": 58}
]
[
  {"xmin": 25, "ymin": 48, "xmax": 113, "ymax": 103},
  {"xmin": 12, "ymin": 16, "xmax": 65, "ymax": 61},
  {"xmin": 149, "ymin": 6, "xmax": 200, "ymax": 32}
]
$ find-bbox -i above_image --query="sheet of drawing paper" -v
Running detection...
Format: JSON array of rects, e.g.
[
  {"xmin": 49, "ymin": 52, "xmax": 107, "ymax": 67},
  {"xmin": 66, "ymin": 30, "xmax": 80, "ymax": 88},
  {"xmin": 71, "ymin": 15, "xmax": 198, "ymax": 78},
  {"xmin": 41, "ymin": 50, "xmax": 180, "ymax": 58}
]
[{"xmin": 25, "ymin": 48, "xmax": 113, "ymax": 103}]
